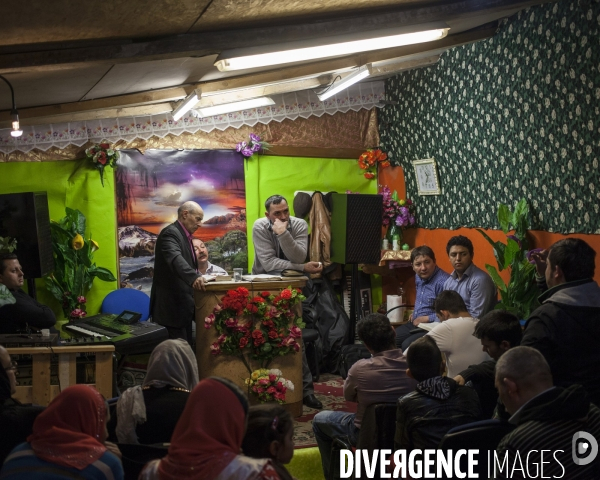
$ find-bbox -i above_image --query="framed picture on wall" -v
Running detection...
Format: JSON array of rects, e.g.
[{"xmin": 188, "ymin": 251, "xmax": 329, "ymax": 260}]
[{"xmin": 413, "ymin": 158, "xmax": 441, "ymax": 195}]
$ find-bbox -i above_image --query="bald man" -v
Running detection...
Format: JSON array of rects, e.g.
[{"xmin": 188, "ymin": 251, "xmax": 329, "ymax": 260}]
[
  {"xmin": 495, "ymin": 346, "xmax": 600, "ymax": 478},
  {"xmin": 150, "ymin": 201, "xmax": 206, "ymax": 343}
]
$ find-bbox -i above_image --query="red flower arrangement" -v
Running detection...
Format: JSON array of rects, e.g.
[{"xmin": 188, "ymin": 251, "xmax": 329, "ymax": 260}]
[
  {"xmin": 85, "ymin": 141, "xmax": 119, "ymax": 187},
  {"xmin": 358, "ymin": 148, "xmax": 390, "ymax": 179},
  {"xmin": 205, "ymin": 286, "xmax": 305, "ymax": 372}
]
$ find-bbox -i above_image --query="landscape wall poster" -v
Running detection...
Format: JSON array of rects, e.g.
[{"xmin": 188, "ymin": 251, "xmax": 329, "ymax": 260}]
[{"xmin": 116, "ymin": 149, "xmax": 247, "ymax": 294}]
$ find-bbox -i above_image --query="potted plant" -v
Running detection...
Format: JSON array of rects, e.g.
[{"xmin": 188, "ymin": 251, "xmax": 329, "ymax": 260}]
[
  {"xmin": 477, "ymin": 198, "xmax": 540, "ymax": 319},
  {"xmin": 44, "ymin": 208, "xmax": 117, "ymax": 320}
]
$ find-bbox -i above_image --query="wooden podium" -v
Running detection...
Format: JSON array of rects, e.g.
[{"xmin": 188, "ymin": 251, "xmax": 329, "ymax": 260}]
[{"xmin": 195, "ymin": 278, "xmax": 307, "ymax": 417}]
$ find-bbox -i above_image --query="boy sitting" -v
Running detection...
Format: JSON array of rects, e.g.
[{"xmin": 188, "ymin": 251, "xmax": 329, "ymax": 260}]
[{"xmin": 395, "ymin": 336, "xmax": 482, "ymax": 452}]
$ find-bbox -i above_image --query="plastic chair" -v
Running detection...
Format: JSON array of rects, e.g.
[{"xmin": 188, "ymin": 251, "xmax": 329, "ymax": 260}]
[
  {"xmin": 437, "ymin": 419, "xmax": 515, "ymax": 479},
  {"xmin": 101, "ymin": 288, "xmax": 150, "ymax": 321}
]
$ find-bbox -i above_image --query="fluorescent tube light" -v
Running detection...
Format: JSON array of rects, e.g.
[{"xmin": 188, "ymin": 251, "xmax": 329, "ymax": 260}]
[
  {"xmin": 215, "ymin": 24, "xmax": 449, "ymax": 72},
  {"xmin": 172, "ymin": 89, "xmax": 201, "ymax": 121},
  {"xmin": 317, "ymin": 65, "xmax": 371, "ymax": 101},
  {"xmin": 195, "ymin": 96, "xmax": 275, "ymax": 117}
]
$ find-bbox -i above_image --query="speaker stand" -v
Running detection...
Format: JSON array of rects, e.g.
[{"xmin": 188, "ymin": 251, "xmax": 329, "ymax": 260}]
[
  {"xmin": 26, "ymin": 278, "xmax": 37, "ymax": 300},
  {"xmin": 348, "ymin": 263, "xmax": 362, "ymax": 342}
]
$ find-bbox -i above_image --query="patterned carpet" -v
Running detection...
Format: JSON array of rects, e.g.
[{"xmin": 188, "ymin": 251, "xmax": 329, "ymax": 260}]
[{"xmin": 294, "ymin": 373, "xmax": 357, "ymax": 449}]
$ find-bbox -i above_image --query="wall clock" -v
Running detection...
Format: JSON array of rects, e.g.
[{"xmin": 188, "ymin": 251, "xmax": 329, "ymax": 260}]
[{"xmin": 412, "ymin": 158, "xmax": 441, "ymax": 195}]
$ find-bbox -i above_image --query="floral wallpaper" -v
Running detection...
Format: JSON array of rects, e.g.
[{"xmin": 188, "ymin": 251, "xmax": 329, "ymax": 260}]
[{"xmin": 379, "ymin": 0, "xmax": 600, "ymax": 234}]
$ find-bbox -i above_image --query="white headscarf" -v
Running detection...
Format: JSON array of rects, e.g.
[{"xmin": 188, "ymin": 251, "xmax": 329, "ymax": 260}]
[{"xmin": 116, "ymin": 339, "xmax": 199, "ymax": 443}]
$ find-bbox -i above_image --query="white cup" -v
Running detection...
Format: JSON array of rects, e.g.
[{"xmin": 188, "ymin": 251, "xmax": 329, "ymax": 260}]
[
  {"xmin": 382, "ymin": 239, "xmax": 389, "ymax": 250},
  {"xmin": 393, "ymin": 239, "xmax": 400, "ymax": 251}
]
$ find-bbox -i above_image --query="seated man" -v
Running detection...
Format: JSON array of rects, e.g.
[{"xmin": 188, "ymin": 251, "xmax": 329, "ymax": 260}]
[
  {"xmin": 443, "ymin": 235, "xmax": 497, "ymax": 319},
  {"xmin": 522, "ymin": 238, "xmax": 600, "ymax": 406},
  {"xmin": 253, "ymin": 194, "xmax": 323, "ymax": 409},
  {"xmin": 394, "ymin": 246, "xmax": 450, "ymax": 350},
  {"xmin": 494, "ymin": 346, "xmax": 600, "ymax": 478},
  {"xmin": 454, "ymin": 310, "xmax": 522, "ymax": 418},
  {"xmin": 395, "ymin": 336, "xmax": 482, "ymax": 452},
  {"xmin": 313, "ymin": 313, "xmax": 416, "ymax": 479},
  {"xmin": 0, "ymin": 254, "xmax": 56, "ymax": 334},
  {"xmin": 409, "ymin": 290, "xmax": 490, "ymax": 378},
  {"xmin": 0, "ymin": 345, "xmax": 44, "ymax": 464},
  {"xmin": 192, "ymin": 238, "xmax": 227, "ymax": 276}
]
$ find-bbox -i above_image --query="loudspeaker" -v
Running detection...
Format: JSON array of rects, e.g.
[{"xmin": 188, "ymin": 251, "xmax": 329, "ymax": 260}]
[
  {"xmin": 0, "ymin": 192, "xmax": 54, "ymax": 278},
  {"xmin": 330, "ymin": 193, "xmax": 382, "ymax": 265}
]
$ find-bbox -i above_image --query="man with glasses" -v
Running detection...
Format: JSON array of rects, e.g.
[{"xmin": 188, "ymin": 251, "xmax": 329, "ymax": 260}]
[{"xmin": 150, "ymin": 201, "xmax": 206, "ymax": 343}]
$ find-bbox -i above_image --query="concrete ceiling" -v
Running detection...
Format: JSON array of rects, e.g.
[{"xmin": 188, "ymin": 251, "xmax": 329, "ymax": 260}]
[{"xmin": 0, "ymin": 0, "xmax": 555, "ymax": 128}]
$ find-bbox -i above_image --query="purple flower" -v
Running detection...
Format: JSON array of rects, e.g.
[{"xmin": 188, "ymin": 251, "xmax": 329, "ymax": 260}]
[
  {"xmin": 251, "ymin": 142, "xmax": 262, "ymax": 152},
  {"xmin": 249, "ymin": 133, "xmax": 261, "ymax": 143},
  {"xmin": 242, "ymin": 147, "xmax": 254, "ymax": 157},
  {"xmin": 236, "ymin": 141, "xmax": 246, "ymax": 153},
  {"xmin": 506, "ymin": 234, "xmax": 522, "ymax": 248},
  {"xmin": 526, "ymin": 248, "xmax": 544, "ymax": 265}
]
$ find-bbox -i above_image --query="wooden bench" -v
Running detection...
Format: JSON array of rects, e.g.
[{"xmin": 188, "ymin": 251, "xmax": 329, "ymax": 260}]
[{"xmin": 6, "ymin": 345, "xmax": 114, "ymax": 406}]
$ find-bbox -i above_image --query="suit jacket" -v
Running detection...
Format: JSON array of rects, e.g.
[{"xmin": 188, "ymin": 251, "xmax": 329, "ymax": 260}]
[{"xmin": 150, "ymin": 222, "xmax": 200, "ymax": 328}]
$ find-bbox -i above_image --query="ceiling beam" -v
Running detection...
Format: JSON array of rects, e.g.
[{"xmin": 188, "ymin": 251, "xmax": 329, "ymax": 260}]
[
  {"xmin": 0, "ymin": 0, "xmax": 552, "ymax": 74},
  {"xmin": 0, "ymin": 23, "xmax": 496, "ymax": 127},
  {"xmin": 16, "ymin": 103, "xmax": 174, "ymax": 126},
  {"xmin": 197, "ymin": 75, "xmax": 333, "ymax": 106},
  {"xmin": 371, "ymin": 55, "xmax": 441, "ymax": 77}
]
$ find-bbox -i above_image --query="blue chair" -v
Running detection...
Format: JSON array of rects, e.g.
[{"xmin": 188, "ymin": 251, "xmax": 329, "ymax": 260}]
[{"xmin": 101, "ymin": 288, "xmax": 150, "ymax": 321}]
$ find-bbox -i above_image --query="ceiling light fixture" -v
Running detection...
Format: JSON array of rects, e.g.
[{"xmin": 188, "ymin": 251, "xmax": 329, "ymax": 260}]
[
  {"xmin": 214, "ymin": 23, "xmax": 449, "ymax": 72},
  {"xmin": 0, "ymin": 75, "xmax": 23, "ymax": 137},
  {"xmin": 195, "ymin": 96, "xmax": 275, "ymax": 118},
  {"xmin": 172, "ymin": 89, "xmax": 201, "ymax": 121},
  {"xmin": 317, "ymin": 64, "xmax": 372, "ymax": 101}
]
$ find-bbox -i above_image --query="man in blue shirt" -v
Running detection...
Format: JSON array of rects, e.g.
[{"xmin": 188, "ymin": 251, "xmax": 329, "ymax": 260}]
[
  {"xmin": 443, "ymin": 235, "xmax": 497, "ymax": 319},
  {"xmin": 395, "ymin": 246, "xmax": 450, "ymax": 350}
]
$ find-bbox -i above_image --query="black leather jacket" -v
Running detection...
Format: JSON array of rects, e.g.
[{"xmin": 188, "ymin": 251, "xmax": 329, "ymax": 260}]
[{"xmin": 394, "ymin": 376, "xmax": 482, "ymax": 451}]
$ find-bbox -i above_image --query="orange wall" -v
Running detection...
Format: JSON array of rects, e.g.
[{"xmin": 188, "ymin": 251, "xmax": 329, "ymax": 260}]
[{"xmin": 378, "ymin": 166, "xmax": 600, "ymax": 306}]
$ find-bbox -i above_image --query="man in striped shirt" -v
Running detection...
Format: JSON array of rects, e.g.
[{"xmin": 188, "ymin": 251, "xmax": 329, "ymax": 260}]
[
  {"xmin": 395, "ymin": 246, "xmax": 450, "ymax": 351},
  {"xmin": 494, "ymin": 346, "xmax": 600, "ymax": 479}
]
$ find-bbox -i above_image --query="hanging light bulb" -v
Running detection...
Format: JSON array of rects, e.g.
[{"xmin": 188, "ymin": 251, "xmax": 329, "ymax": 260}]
[
  {"xmin": 10, "ymin": 109, "xmax": 22, "ymax": 137},
  {"xmin": 0, "ymin": 75, "xmax": 23, "ymax": 138}
]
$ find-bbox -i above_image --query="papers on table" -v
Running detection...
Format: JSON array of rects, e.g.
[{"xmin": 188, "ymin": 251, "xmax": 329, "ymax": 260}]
[{"xmin": 241, "ymin": 274, "xmax": 283, "ymax": 281}]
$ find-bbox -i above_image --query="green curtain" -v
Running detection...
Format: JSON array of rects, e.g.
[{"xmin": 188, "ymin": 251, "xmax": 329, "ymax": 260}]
[
  {"xmin": 245, "ymin": 154, "xmax": 382, "ymax": 305},
  {"xmin": 0, "ymin": 160, "xmax": 118, "ymax": 319}
]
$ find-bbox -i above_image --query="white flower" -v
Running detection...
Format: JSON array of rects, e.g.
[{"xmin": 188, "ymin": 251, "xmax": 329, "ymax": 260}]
[
  {"xmin": 269, "ymin": 368, "xmax": 283, "ymax": 377},
  {"xmin": 284, "ymin": 380, "xmax": 295, "ymax": 391}
]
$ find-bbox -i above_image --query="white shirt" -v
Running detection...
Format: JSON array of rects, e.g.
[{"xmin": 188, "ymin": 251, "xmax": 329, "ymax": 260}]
[{"xmin": 426, "ymin": 316, "xmax": 491, "ymax": 378}]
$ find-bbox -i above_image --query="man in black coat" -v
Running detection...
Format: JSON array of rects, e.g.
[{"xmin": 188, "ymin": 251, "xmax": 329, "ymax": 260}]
[
  {"xmin": 523, "ymin": 238, "xmax": 600, "ymax": 406},
  {"xmin": 0, "ymin": 253, "xmax": 57, "ymax": 334},
  {"xmin": 150, "ymin": 201, "xmax": 206, "ymax": 343}
]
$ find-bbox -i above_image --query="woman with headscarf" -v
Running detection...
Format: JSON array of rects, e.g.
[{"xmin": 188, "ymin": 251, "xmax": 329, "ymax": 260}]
[
  {"xmin": 1, "ymin": 384, "xmax": 123, "ymax": 479},
  {"xmin": 140, "ymin": 377, "xmax": 281, "ymax": 480},
  {"xmin": 0, "ymin": 345, "xmax": 44, "ymax": 465},
  {"xmin": 110, "ymin": 339, "xmax": 198, "ymax": 445}
]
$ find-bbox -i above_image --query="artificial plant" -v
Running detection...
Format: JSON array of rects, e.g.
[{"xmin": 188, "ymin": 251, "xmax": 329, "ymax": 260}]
[
  {"xmin": 477, "ymin": 198, "xmax": 539, "ymax": 319},
  {"xmin": 44, "ymin": 208, "xmax": 117, "ymax": 319}
]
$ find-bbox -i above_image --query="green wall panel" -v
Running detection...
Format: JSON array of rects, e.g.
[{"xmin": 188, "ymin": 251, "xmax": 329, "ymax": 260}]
[
  {"xmin": 0, "ymin": 161, "xmax": 118, "ymax": 319},
  {"xmin": 380, "ymin": 0, "xmax": 600, "ymax": 234},
  {"xmin": 245, "ymin": 155, "xmax": 382, "ymax": 305}
]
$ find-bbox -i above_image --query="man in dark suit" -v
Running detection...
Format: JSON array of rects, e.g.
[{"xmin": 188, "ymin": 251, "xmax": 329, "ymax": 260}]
[{"xmin": 150, "ymin": 201, "xmax": 206, "ymax": 343}]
